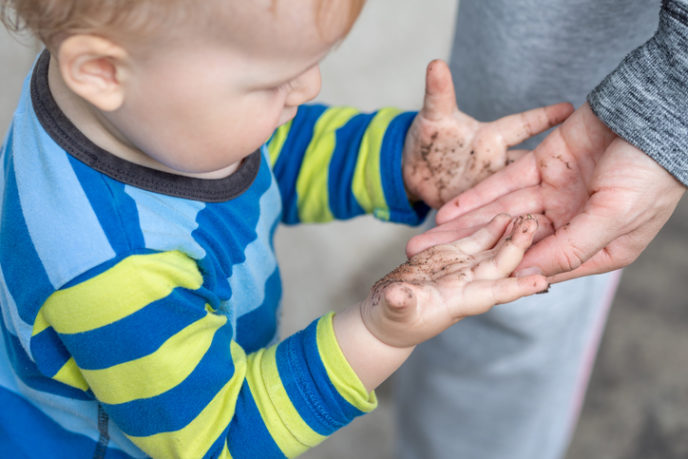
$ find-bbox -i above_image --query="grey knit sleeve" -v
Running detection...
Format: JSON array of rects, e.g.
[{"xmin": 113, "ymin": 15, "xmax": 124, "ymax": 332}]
[{"xmin": 588, "ymin": 0, "xmax": 688, "ymax": 186}]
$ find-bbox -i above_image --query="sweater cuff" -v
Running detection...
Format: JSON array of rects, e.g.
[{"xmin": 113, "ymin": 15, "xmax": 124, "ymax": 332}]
[
  {"xmin": 377, "ymin": 111, "xmax": 430, "ymax": 225},
  {"xmin": 316, "ymin": 312, "xmax": 378, "ymax": 414},
  {"xmin": 587, "ymin": 0, "xmax": 688, "ymax": 186}
]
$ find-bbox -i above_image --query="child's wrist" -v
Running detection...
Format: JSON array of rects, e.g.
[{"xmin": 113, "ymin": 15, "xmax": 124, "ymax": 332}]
[{"xmin": 333, "ymin": 305, "xmax": 414, "ymax": 392}]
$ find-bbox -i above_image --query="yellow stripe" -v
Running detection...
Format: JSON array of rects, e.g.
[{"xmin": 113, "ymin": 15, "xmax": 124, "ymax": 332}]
[
  {"xmin": 267, "ymin": 121, "xmax": 292, "ymax": 167},
  {"xmin": 39, "ymin": 251, "xmax": 203, "ymax": 335},
  {"xmin": 53, "ymin": 358, "xmax": 89, "ymax": 391},
  {"xmin": 351, "ymin": 108, "xmax": 402, "ymax": 218},
  {"xmin": 128, "ymin": 341, "xmax": 246, "ymax": 459},
  {"xmin": 32, "ymin": 311, "xmax": 50, "ymax": 336},
  {"xmin": 296, "ymin": 107, "xmax": 359, "ymax": 223},
  {"xmin": 82, "ymin": 312, "xmax": 226, "ymax": 404},
  {"xmin": 246, "ymin": 345, "xmax": 326, "ymax": 457},
  {"xmin": 316, "ymin": 313, "xmax": 377, "ymax": 413},
  {"xmin": 218, "ymin": 443, "xmax": 232, "ymax": 459}
]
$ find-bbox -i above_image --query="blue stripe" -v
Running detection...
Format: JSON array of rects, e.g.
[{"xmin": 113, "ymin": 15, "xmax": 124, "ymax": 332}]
[
  {"xmin": 29, "ymin": 326, "xmax": 71, "ymax": 376},
  {"xmin": 226, "ymin": 380, "xmax": 286, "ymax": 459},
  {"xmin": 0, "ymin": 153, "xmax": 55, "ymax": 323},
  {"xmin": 103, "ymin": 321, "xmax": 235, "ymax": 436},
  {"xmin": 275, "ymin": 320, "xmax": 363, "ymax": 437},
  {"xmin": 69, "ymin": 157, "xmax": 146, "ymax": 253},
  {"xmin": 378, "ymin": 111, "xmax": 429, "ymax": 225},
  {"xmin": 225, "ymin": 162, "xmax": 281, "ymax": 325},
  {"xmin": 194, "ymin": 155, "xmax": 272, "ymax": 290},
  {"xmin": 201, "ymin": 423, "xmax": 232, "ymax": 459},
  {"xmin": 0, "ymin": 386, "xmax": 133, "ymax": 459},
  {"xmin": 272, "ymin": 104, "xmax": 328, "ymax": 224},
  {"xmin": 0, "ymin": 313, "xmax": 91, "ymax": 401},
  {"xmin": 59, "ymin": 287, "xmax": 208, "ymax": 370},
  {"xmin": 298, "ymin": 318, "xmax": 365, "ymax": 422},
  {"xmin": 236, "ymin": 269, "xmax": 281, "ymax": 353},
  {"xmin": 327, "ymin": 113, "xmax": 371, "ymax": 219}
]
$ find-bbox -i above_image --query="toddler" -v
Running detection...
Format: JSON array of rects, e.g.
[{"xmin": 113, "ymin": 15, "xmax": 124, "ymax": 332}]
[{"xmin": 0, "ymin": 0, "xmax": 570, "ymax": 457}]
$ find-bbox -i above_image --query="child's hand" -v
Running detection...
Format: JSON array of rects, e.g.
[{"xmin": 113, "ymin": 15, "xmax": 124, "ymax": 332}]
[
  {"xmin": 360, "ymin": 214, "xmax": 548, "ymax": 348},
  {"xmin": 402, "ymin": 60, "xmax": 574, "ymax": 208}
]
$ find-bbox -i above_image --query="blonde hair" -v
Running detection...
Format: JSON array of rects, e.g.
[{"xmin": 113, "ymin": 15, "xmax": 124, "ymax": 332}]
[{"xmin": 0, "ymin": 0, "xmax": 366, "ymax": 48}]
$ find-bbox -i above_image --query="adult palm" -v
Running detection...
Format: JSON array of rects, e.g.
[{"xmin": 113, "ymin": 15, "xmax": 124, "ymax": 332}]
[{"xmin": 409, "ymin": 103, "xmax": 686, "ymax": 282}]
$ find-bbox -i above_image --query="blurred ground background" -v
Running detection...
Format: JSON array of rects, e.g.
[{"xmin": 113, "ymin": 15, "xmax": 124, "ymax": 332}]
[{"xmin": 1, "ymin": 1, "xmax": 686, "ymax": 458}]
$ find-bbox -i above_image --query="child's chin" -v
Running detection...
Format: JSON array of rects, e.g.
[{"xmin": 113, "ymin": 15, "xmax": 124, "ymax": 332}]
[{"xmin": 277, "ymin": 108, "xmax": 297, "ymax": 126}]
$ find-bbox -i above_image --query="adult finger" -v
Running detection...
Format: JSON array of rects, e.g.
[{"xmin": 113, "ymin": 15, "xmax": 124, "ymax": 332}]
[
  {"xmin": 514, "ymin": 209, "xmax": 617, "ymax": 277},
  {"xmin": 420, "ymin": 59, "xmax": 459, "ymax": 122},
  {"xmin": 494, "ymin": 102, "xmax": 574, "ymax": 148},
  {"xmin": 438, "ymin": 185, "xmax": 546, "ymax": 228},
  {"xmin": 436, "ymin": 153, "xmax": 540, "ymax": 224},
  {"xmin": 546, "ymin": 252, "xmax": 618, "ymax": 283}
]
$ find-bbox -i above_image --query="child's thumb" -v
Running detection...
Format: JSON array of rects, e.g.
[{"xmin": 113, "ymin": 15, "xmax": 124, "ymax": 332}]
[{"xmin": 421, "ymin": 59, "xmax": 459, "ymax": 121}]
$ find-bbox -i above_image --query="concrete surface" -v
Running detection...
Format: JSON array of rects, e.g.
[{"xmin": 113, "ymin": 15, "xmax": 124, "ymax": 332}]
[{"xmin": 1, "ymin": 1, "xmax": 686, "ymax": 458}]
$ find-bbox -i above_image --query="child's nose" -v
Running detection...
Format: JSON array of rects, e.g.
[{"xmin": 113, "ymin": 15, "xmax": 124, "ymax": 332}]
[{"xmin": 285, "ymin": 65, "xmax": 322, "ymax": 107}]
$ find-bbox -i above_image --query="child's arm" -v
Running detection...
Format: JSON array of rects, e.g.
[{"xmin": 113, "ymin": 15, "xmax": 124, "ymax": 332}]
[
  {"xmin": 267, "ymin": 104, "xmax": 425, "ymax": 226},
  {"xmin": 267, "ymin": 60, "xmax": 572, "ymax": 226},
  {"xmin": 402, "ymin": 59, "xmax": 574, "ymax": 208},
  {"xmin": 334, "ymin": 214, "xmax": 547, "ymax": 391},
  {"xmin": 38, "ymin": 252, "xmax": 375, "ymax": 458}
]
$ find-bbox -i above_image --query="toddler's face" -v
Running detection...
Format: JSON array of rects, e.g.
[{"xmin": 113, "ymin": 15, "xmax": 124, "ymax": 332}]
[{"xmin": 110, "ymin": 1, "xmax": 351, "ymax": 177}]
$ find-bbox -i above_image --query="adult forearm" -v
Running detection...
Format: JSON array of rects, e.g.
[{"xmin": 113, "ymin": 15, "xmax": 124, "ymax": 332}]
[{"xmin": 588, "ymin": 0, "xmax": 688, "ymax": 186}]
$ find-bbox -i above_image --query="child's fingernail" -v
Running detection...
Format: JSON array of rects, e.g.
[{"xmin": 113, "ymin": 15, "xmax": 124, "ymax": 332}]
[
  {"xmin": 536, "ymin": 283, "xmax": 551, "ymax": 294},
  {"xmin": 515, "ymin": 267, "xmax": 543, "ymax": 278}
]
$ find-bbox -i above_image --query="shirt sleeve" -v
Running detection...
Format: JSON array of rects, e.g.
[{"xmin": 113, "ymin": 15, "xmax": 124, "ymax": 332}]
[
  {"xmin": 34, "ymin": 251, "xmax": 376, "ymax": 458},
  {"xmin": 266, "ymin": 104, "xmax": 429, "ymax": 225},
  {"xmin": 587, "ymin": 0, "xmax": 688, "ymax": 186}
]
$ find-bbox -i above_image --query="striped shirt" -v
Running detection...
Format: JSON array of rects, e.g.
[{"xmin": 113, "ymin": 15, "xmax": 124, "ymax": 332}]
[{"xmin": 0, "ymin": 51, "xmax": 425, "ymax": 458}]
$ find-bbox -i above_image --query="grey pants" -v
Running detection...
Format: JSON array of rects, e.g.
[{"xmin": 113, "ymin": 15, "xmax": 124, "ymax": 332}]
[{"xmin": 395, "ymin": 1, "xmax": 659, "ymax": 458}]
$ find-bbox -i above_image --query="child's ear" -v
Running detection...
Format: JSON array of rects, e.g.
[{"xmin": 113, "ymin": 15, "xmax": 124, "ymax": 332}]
[{"xmin": 56, "ymin": 35, "xmax": 130, "ymax": 112}]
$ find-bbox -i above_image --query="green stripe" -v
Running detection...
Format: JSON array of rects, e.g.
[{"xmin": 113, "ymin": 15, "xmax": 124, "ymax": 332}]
[
  {"xmin": 316, "ymin": 313, "xmax": 377, "ymax": 413},
  {"xmin": 296, "ymin": 107, "xmax": 359, "ymax": 223},
  {"xmin": 39, "ymin": 251, "xmax": 203, "ymax": 335},
  {"xmin": 246, "ymin": 345, "xmax": 327, "ymax": 457},
  {"xmin": 351, "ymin": 108, "xmax": 402, "ymax": 216},
  {"xmin": 267, "ymin": 120, "xmax": 293, "ymax": 167}
]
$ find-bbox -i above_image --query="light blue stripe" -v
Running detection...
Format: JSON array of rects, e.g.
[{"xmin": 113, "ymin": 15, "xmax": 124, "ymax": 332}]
[
  {"xmin": 227, "ymin": 169, "xmax": 281, "ymax": 327},
  {"xmin": 124, "ymin": 186, "xmax": 206, "ymax": 260},
  {"xmin": 12, "ymin": 86, "xmax": 115, "ymax": 289},
  {"xmin": 0, "ymin": 325, "xmax": 144, "ymax": 457}
]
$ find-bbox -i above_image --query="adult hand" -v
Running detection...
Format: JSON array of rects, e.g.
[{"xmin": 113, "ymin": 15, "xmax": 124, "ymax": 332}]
[
  {"xmin": 408, "ymin": 103, "xmax": 686, "ymax": 282},
  {"xmin": 402, "ymin": 59, "xmax": 573, "ymax": 208}
]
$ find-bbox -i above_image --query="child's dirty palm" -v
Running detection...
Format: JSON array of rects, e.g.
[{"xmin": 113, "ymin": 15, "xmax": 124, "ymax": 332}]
[
  {"xmin": 402, "ymin": 60, "xmax": 574, "ymax": 208},
  {"xmin": 360, "ymin": 215, "xmax": 548, "ymax": 348}
]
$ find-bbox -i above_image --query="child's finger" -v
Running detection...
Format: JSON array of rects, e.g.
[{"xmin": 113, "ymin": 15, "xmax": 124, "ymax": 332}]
[
  {"xmin": 448, "ymin": 213, "xmax": 511, "ymax": 254},
  {"xmin": 420, "ymin": 59, "xmax": 459, "ymax": 122},
  {"xmin": 456, "ymin": 275, "xmax": 549, "ymax": 315},
  {"xmin": 493, "ymin": 102, "xmax": 573, "ymax": 148},
  {"xmin": 472, "ymin": 216, "xmax": 538, "ymax": 279}
]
